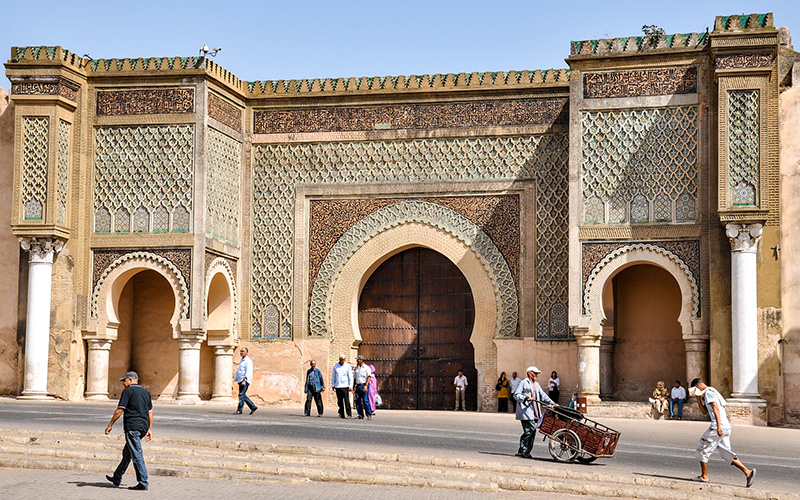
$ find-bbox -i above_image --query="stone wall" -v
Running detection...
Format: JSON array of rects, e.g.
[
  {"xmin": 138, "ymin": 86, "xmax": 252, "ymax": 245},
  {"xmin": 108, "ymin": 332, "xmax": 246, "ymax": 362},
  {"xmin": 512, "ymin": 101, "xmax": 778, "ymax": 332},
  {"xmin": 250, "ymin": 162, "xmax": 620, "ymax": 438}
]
[
  {"xmin": 0, "ymin": 88, "xmax": 20, "ymax": 394},
  {"xmin": 780, "ymin": 82, "xmax": 800, "ymax": 425}
]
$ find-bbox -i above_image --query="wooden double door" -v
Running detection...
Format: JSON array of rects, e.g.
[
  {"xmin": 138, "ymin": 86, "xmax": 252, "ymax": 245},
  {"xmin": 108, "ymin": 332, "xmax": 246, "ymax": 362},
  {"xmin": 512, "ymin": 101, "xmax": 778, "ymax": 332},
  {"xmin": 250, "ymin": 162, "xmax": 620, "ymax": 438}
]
[{"xmin": 358, "ymin": 247, "xmax": 477, "ymax": 410}]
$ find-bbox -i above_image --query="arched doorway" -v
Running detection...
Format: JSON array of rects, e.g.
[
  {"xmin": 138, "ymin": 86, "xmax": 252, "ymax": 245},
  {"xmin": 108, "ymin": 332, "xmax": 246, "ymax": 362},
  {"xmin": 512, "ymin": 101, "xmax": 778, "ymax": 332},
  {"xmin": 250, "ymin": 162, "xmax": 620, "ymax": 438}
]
[
  {"xmin": 358, "ymin": 247, "xmax": 477, "ymax": 410},
  {"xmin": 107, "ymin": 270, "xmax": 179, "ymax": 399},
  {"xmin": 605, "ymin": 264, "xmax": 686, "ymax": 400}
]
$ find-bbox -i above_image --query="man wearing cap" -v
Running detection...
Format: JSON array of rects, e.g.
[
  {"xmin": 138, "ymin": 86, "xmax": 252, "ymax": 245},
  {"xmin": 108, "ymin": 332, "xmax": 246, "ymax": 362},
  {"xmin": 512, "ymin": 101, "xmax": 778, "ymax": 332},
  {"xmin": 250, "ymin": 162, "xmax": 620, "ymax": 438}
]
[
  {"xmin": 104, "ymin": 371, "xmax": 153, "ymax": 491},
  {"xmin": 353, "ymin": 354, "xmax": 373, "ymax": 420},
  {"xmin": 513, "ymin": 366, "xmax": 555, "ymax": 459},
  {"xmin": 331, "ymin": 354, "xmax": 353, "ymax": 418}
]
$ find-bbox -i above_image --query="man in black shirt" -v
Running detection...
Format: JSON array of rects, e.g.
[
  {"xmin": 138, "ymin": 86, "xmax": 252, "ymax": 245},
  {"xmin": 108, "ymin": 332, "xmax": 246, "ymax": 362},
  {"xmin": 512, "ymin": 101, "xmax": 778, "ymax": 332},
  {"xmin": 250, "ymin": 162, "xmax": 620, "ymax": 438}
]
[{"xmin": 105, "ymin": 371, "xmax": 153, "ymax": 491}]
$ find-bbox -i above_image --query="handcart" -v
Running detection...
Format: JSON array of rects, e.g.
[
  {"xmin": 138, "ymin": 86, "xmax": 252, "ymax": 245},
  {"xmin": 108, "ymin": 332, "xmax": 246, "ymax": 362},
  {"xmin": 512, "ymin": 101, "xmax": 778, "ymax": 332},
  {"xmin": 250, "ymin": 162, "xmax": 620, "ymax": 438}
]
[{"xmin": 537, "ymin": 405, "xmax": 620, "ymax": 463}]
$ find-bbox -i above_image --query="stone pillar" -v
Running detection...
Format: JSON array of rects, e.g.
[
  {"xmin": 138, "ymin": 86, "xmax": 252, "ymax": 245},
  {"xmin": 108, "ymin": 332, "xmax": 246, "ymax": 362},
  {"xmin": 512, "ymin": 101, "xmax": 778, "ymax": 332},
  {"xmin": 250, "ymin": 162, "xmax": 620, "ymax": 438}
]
[
  {"xmin": 599, "ymin": 335, "xmax": 615, "ymax": 400},
  {"xmin": 575, "ymin": 327, "xmax": 602, "ymax": 404},
  {"xmin": 211, "ymin": 345, "xmax": 235, "ymax": 401},
  {"xmin": 18, "ymin": 237, "xmax": 63, "ymax": 400},
  {"xmin": 683, "ymin": 335, "xmax": 708, "ymax": 385},
  {"xmin": 726, "ymin": 223, "xmax": 763, "ymax": 399},
  {"xmin": 85, "ymin": 339, "xmax": 112, "ymax": 400},
  {"xmin": 177, "ymin": 338, "xmax": 202, "ymax": 402}
]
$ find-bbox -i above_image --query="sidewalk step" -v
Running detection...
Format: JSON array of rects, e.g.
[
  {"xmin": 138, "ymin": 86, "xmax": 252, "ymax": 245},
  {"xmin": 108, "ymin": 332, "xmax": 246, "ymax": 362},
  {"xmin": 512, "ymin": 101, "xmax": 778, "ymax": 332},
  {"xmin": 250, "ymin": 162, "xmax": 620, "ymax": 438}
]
[{"xmin": 0, "ymin": 428, "xmax": 789, "ymax": 500}]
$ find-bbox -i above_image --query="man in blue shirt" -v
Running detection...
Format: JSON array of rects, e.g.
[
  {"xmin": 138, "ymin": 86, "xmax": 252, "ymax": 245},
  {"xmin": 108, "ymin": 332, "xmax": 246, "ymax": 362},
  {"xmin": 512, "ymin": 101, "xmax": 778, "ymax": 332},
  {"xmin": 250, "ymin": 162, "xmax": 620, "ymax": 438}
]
[
  {"xmin": 513, "ymin": 366, "xmax": 555, "ymax": 458},
  {"xmin": 304, "ymin": 359, "xmax": 326, "ymax": 416},
  {"xmin": 233, "ymin": 347, "xmax": 258, "ymax": 415},
  {"xmin": 105, "ymin": 371, "xmax": 153, "ymax": 491},
  {"xmin": 690, "ymin": 378, "xmax": 755, "ymax": 487}
]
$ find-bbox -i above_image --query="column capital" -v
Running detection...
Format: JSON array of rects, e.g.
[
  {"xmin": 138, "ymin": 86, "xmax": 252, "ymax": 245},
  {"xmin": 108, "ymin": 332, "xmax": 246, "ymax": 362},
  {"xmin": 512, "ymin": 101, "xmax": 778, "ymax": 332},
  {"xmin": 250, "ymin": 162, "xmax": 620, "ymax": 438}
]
[
  {"xmin": 725, "ymin": 223, "xmax": 763, "ymax": 253},
  {"xmin": 178, "ymin": 338, "xmax": 203, "ymax": 350},
  {"xmin": 575, "ymin": 329, "xmax": 602, "ymax": 348},
  {"xmin": 212, "ymin": 345, "xmax": 236, "ymax": 356},
  {"xmin": 19, "ymin": 237, "xmax": 64, "ymax": 264},
  {"xmin": 86, "ymin": 339, "xmax": 112, "ymax": 351}
]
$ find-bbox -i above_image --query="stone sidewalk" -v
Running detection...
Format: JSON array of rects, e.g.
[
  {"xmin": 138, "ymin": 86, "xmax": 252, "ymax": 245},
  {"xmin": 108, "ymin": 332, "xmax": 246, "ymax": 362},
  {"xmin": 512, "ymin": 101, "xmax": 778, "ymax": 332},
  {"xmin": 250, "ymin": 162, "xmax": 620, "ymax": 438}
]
[{"xmin": 0, "ymin": 468, "xmax": 605, "ymax": 500}]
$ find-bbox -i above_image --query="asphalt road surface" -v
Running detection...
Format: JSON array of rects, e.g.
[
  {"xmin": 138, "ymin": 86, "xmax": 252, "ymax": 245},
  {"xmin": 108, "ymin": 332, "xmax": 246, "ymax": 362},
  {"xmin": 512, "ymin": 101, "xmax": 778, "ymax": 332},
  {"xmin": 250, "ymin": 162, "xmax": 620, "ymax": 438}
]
[{"xmin": 1, "ymin": 398, "xmax": 798, "ymax": 495}]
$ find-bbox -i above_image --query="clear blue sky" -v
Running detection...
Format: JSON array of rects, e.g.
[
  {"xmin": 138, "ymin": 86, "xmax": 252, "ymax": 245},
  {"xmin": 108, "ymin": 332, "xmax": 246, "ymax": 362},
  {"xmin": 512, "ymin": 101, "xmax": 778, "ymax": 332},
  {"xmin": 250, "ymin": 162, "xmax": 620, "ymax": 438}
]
[{"xmin": 2, "ymin": 1, "xmax": 799, "ymax": 89}]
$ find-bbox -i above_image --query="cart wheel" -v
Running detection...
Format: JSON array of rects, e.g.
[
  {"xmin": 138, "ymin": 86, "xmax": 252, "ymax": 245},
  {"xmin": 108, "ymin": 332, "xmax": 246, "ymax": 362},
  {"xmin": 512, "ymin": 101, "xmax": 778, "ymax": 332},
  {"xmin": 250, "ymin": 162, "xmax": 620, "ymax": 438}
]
[
  {"xmin": 576, "ymin": 453, "xmax": 597, "ymax": 464},
  {"xmin": 548, "ymin": 429, "xmax": 580, "ymax": 462}
]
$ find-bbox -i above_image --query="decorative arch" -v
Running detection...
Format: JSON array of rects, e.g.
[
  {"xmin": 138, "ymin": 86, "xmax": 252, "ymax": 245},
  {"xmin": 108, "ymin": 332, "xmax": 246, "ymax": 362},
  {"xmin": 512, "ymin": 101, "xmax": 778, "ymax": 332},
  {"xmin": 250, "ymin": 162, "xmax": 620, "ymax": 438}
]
[
  {"xmin": 205, "ymin": 257, "xmax": 237, "ymax": 342},
  {"xmin": 309, "ymin": 200, "xmax": 518, "ymax": 340},
  {"xmin": 92, "ymin": 251, "xmax": 190, "ymax": 339},
  {"xmin": 584, "ymin": 243, "xmax": 700, "ymax": 334}
]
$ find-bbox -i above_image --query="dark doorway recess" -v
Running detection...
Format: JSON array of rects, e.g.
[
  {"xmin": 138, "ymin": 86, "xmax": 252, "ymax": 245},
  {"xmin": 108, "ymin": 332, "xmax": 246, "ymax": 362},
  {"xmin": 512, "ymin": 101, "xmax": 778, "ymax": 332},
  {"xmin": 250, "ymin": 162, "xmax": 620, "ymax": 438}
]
[{"xmin": 358, "ymin": 247, "xmax": 477, "ymax": 410}]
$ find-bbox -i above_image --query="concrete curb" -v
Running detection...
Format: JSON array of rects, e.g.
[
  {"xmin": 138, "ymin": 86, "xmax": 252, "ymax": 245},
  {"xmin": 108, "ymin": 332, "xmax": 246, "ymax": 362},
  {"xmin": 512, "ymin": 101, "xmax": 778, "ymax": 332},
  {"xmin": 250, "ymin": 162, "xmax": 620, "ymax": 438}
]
[{"xmin": 0, "ymin": 428, "xmax": 793, "ymax": 500}]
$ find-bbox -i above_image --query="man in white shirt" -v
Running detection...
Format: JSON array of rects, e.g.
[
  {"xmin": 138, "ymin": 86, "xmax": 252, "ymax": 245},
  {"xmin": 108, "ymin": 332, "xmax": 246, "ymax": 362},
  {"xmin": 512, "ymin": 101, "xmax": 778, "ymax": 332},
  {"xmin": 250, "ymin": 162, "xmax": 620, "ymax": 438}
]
[
  {"xmin": 352, "ymin": 355, "xmax": 373, "ymax": 420},
  {"xmin": 233, "ymin": 347, "xmax": 257, "ymax": 415},
  {"xmin": 453, "ymin": 369, "xmax": 468, "ymax": 410},
  {"xmin": 670, "ymin": 380, "xmax": 687, "ymax": 419},
  {"xmin": 690, "ymin": 378, "xmax": 755, "ymax": 487},
  {"xmin": 331, "ymin": 354, "xmax": 353, "ymax": 419},
  {"xmin": 508, "ymin": 372, "xmax": 523, "ymax": 412}
]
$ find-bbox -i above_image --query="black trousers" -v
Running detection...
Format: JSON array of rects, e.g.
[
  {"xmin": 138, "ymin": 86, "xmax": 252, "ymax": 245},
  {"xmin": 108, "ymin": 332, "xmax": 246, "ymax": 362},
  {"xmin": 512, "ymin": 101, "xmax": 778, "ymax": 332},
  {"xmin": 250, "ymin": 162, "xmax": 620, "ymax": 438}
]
[
  {"xmin": 335, "ymin": 387, "xmax": 351, "ymax": 417},
  {"xmin": 498, "ymin": 397, "xmax": 508, "ymax": 412},
  {"xmin": 305, "ymin": 390, "xmax": 323, "ymax": 416}
]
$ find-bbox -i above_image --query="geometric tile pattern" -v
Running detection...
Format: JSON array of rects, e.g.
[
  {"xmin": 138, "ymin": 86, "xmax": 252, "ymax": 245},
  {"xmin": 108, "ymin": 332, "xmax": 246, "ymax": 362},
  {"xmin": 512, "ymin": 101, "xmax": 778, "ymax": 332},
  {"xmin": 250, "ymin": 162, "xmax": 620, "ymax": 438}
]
[
  {"xmin": 56, "ymin": 119, "xmax": 70, "ymax": 225},
  {"xmin": 94, "ymin": 125, "xmax": 194, "ymax": 233},
  {"xmin": 252, "ymin": 135, "xmax": 568, "ymax": 340},
  {"xmin": 727, "ymin": 90, "xmax": 760, "ymax": 206},
  {"xmin": 581, "ymin": 106, "xmax": 698, "ymax": 224},
  {"xmin": 308, "ymin": 200, "xmax": 518, "ymax": 339},
  {"xmin": 21, "ymin": 116, "xmax": 49, "ymax": 220},
  {"xmin": 206, "ymin": 128, "xmax": 240, "ymax": 245},
  {"xmin": 535, "ymin": 141, "xmax": 571, "ymax": 340}
]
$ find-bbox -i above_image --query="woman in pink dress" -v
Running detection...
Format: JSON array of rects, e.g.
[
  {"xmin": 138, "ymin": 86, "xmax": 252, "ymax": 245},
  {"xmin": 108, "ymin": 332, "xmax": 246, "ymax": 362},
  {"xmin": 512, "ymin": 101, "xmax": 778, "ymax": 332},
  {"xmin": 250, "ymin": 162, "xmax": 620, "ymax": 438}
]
[{"xmin": 368, "ymin": 364, "xmax": 379, "ymax": 414}]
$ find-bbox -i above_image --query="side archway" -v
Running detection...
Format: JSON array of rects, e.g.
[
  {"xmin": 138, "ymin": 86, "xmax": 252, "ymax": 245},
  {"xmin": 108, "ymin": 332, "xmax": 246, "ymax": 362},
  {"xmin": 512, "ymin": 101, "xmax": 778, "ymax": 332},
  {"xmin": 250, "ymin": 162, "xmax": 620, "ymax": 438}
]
[
  {"xmin": 205, "ymin": 257, "xmax": 238, "ymax": 402},
  {"xmin": 84, "ymin": 252, "xmax": 191, "ymax": 399},
  {"xmin": 578, "ymin": 244, "xmax": 706, "ymax": 402}
]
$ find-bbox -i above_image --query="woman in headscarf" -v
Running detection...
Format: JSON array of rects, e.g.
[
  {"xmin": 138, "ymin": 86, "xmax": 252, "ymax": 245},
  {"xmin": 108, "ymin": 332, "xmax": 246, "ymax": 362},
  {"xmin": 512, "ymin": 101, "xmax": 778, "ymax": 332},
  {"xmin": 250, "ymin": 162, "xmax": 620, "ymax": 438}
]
[{"xmin": 368, "ymin": 364, "xmax": 379, "ymax": 414}]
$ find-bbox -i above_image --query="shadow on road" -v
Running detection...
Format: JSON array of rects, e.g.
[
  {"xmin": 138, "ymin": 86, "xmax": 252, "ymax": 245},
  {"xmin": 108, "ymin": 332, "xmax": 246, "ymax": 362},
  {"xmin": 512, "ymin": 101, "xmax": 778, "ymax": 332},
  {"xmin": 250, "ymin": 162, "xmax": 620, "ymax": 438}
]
[
  {"xmin": 70, "ymin": 481, "xmax": 117, "ymax": 488},
  {"xmin": 634, "ymin": 472, "xmax": 693, "ymax": 482}
]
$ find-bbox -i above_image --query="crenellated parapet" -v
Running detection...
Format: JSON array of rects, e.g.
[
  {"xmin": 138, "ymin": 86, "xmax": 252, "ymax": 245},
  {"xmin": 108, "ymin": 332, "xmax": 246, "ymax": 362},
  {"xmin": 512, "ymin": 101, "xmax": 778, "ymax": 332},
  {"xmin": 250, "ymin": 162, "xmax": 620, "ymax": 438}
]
[
  {"xmin": 570, "ymin": 33, "xmax": 708, "ymax": 57},
  {"xmin": 714, "ymin": 13, "xmax": 774, "ymax": 32},
  {"xmin": 247, "ymin": 69, "xmax": 570, "ymax": 96}
]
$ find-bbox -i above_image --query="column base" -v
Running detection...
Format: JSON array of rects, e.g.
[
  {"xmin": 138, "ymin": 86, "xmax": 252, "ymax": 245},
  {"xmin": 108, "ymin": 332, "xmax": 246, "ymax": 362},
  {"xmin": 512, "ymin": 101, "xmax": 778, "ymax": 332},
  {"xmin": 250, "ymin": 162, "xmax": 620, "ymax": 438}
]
[
  {"xmin": 17, "ymin": 392, "xmax": 53, "ymax": 400},
  {"xmin": 176, "ymin": 394, "xmax": 201, "ymax": 404},
  {"xmin": 85, "ymin": 393, "xmax": 110, "ymax": 401},
  {"xmin": 726, "ymin": 398, "xmax": 767, "ymax": 426},
  {"xmin": 210, "ymin": 395, "xmax": 235, "ymax": 403}
]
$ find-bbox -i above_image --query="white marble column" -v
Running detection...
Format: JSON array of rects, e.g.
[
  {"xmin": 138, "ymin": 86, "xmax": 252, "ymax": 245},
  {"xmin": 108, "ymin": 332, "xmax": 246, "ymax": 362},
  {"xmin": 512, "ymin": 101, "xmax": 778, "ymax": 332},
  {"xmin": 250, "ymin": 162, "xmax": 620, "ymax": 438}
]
[
  {"xmin": 177, "ymin": 338, "xmax": 202, "ymax": 402},
  {"xmin": 726, "ymin": 223, "xmax": 763, "ymax": 399},
  {"xmin": 599, "ymin": 335, "xmax": 615, "ymax": 400},
  {"xmin": 85, "ymin": 339, "xmax": 112, "ymax": 399},
  {"xmin": 575, "ymin": 327, "xmax": 602, "ymax": 404},
  {"xmin": 18, "ymin": 237, "xmax": 63, "ymax": 400},
  {"xmin": 211, "ymin": 345, "xmax": 235, "ymax": 402}
]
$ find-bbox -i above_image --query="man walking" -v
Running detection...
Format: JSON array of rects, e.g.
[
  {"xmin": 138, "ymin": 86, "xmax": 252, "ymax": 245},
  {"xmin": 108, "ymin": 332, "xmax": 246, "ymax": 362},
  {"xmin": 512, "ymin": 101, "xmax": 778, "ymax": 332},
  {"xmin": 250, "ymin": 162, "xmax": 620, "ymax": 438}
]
[
  {"xmin": 304, "ymin": 359, "xmax": 325, "ymax": 417},
  {"xmin": 670, "ymin": 380, "xmax": 686, "ymax": 419},
  {"xmin": 105, "ymin": 371, "xmax": 153, "ymax": 491},
  {"xmin": 353, "ymin": 354, "xmax": 373, "ymax": 420},
  {"xmin": 234, "ymin": 347, "xmax": 258, "ymax": 415},
  {"xmin": 508, "ymin": 371, "xmax": 523, "ymax": 413},
  {"xmin": 331, "ymin": 354, "xmax": 353, "ymax": 418},
  {"xmin": 453, "ymin": 369, "xmax": 468, "ymax": 410},
  {"xmin": 690, "ymin": 378, "xmax": 756, "ymax": 487},
  {"xmin": 513, "ymin": 366, "xmax": 555, "ymax": 459}
]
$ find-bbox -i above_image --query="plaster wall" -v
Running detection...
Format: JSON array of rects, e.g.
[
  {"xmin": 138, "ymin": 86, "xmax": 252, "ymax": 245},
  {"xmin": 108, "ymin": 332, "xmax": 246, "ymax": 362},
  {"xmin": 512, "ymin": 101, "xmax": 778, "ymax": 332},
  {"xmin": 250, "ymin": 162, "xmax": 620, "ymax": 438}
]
[
  {"xmin": 241, "ymin": 340, "xmax": 303, "ymax": 406},
  {"xmin": 780, "ymin": 84, "xmax": 800, "ymax": 425},
  {"xmin": 0, "ymin": 88, "xmax": 19, "ymax": 394},
  {"xmin": 612, "ymin": 264, "xmax": 685, "ymax": 401},
  {"xmin": 495, "ymin": 338, "xmax": 578, "ymax": 405},
  {"xmin": 48, "ymin": 246, "xmax": 82, "ymax": 399},
  {"xmin": 109, "ymin": 270, "xmax": 179, "ymax": 399}
]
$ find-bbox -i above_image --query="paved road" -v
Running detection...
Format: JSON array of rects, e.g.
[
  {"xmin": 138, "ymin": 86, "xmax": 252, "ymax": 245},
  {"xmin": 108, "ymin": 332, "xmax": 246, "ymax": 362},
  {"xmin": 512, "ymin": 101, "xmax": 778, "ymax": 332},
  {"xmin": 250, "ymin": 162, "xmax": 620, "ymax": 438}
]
[{"xmin": 1, "ymin": 398, "xmax": 799, "ymax": 496}]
